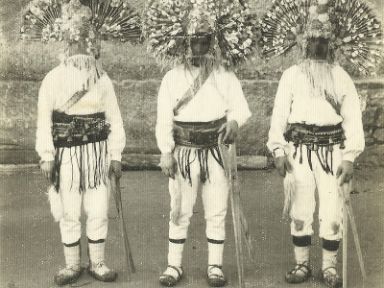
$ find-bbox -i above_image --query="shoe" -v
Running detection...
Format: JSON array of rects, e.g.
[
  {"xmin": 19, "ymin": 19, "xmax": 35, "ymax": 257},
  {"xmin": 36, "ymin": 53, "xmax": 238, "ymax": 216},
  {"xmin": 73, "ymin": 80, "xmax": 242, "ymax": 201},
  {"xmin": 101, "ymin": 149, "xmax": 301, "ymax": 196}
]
[
  {"xmin": 87, "ymin": 261, "xmax": 118, "ymax": 282},
  {"xmin": 207, "ymin": 265, "xmax": 226, "ymax": 287},
  {"xmin": 285, "ymin": 262, "xmax": 311, "ymax": 284},
  {"xmin": 54, "ymin": 266, "xmax": 82, "ymax": 286},
  {"xmin": 321, "ymin": 267, "xmax": 342, "ymax": 288},
  {"xmin": 159, "ymin": 265, "xmax": 183, "ymax": 287}
]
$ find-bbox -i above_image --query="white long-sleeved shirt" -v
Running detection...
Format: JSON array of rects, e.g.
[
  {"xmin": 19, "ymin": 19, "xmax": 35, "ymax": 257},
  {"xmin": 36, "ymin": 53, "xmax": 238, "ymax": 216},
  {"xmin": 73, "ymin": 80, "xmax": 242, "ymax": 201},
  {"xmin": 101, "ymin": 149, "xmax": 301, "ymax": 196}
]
[
  {"xmin": 36, "ymin": 63, "xmax": 126, "ymax": 162},
  {"xmin": 156, "ymin": 65, "xmax": 252, "ymax": 154},
  {"xmin": 267, "ymin": 64, "xmax": 365, "ymax": 162}
]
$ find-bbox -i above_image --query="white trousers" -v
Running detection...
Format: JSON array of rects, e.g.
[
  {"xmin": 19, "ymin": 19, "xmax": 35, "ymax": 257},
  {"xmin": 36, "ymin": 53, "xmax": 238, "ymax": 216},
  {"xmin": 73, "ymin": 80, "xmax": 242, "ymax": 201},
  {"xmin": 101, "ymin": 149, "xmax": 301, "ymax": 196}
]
[
  {"xmin": 168, "ymin": 147, "xmax": 229, "ymax": 241},
  {"xmin": 288, "ymin": 144, "xmax": 343, "ymax": 241},
  {"xmin": 58, "ymin": 143, "xmax": 110, "ymax": 245}
]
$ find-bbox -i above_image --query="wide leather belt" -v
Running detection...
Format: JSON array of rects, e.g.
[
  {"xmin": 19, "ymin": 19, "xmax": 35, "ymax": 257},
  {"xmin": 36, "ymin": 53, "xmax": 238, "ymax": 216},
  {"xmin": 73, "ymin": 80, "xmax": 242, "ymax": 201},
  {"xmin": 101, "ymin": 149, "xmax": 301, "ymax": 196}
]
[
  {"xmin": 284, "ymin": 123, "xmax": 345, "ymax": 149},
  {"xmin": 173, "ymin": 117, "xmax": 226, "ymax": 148},
  {"xmin": 52, "ymin": 111, "xmax": 110, "ymax": 148}
]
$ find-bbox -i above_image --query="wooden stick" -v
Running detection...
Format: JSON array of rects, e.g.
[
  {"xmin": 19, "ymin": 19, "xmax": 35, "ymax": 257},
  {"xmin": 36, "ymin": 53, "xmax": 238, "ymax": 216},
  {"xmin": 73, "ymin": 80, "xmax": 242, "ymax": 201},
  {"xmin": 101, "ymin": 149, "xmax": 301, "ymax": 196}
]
[
  {"xmin": 342, "ymin": 182, "xmax": 367, "ymax": 281},
  {"xmin": 342, "ymin": 182, "xmax": 367, "ymax": 288},
  {"xmin": 343, "ymin": 185, "xmax": 348, "ymax": 288},
  {"xmin": 110, "ymin": 174, "xmax": 136, "ymax": 278},
  {"xmin": 218, "ymin": 142, "xmax": 246, "ymax": 288}
]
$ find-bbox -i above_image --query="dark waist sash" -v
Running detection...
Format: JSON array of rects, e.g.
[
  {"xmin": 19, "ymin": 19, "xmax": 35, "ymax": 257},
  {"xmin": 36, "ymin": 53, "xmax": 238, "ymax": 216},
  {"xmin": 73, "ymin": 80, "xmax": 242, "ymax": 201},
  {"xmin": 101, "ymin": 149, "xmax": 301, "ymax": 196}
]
[
  {"xmin": 172, "ymin": 117, "xmax": 226, "ymax": 185},
  {"xmin": 52, "ymin": 111, "xmax": 110, "ymax": 148},
  {"xmin": 284, "ymin": 123, "xmax": 345, "ymax": 148},
  {"xmin": 284, "ymin": 123, "xmax": 345, "ymax": 174},
  {"xmin": 173, "ymin": 117, "xmax": 226, "ymax": 148}
]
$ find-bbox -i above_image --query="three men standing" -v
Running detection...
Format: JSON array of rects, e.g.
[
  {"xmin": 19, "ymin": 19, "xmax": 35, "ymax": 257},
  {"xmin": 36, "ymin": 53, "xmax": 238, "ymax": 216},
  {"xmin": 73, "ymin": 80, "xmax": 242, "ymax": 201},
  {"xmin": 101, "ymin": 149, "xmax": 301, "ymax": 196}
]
[{"xmin": 23, "ymin": 0, "xmax": 383, "ymax": 287}]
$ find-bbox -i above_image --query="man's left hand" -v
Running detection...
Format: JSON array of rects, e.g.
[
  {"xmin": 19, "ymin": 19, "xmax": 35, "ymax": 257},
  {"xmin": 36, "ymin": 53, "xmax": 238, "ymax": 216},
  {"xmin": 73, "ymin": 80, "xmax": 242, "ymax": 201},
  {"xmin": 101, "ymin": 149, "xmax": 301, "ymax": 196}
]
[
  {"xmin": 218, "ymin": 120, "xmax": 239, "ymax": 144},
  {"xmin": 336, "ymin": 160, "xmax": 354, "ymax": 185},
  {"xmin": 109, "ymin": 160, "xmax": 122, "ymax": 179}
]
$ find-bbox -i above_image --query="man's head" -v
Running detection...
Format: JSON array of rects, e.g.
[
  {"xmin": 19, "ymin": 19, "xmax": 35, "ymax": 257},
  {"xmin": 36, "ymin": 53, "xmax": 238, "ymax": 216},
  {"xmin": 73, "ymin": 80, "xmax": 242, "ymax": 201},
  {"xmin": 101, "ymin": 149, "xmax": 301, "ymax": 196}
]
[{"xmin": 306, "ymin": 37, "xmax": 330, "ymax": 60}]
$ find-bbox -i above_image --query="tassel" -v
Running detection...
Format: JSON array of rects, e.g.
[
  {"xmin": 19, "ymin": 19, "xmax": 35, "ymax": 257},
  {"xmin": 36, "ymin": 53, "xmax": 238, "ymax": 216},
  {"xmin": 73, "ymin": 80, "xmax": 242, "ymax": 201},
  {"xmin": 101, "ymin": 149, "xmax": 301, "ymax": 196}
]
[
  {"xmin": 293, "ymin": 143, "xmax": 298, "ymax": 159},
  {"xmin": 47, "ymin": 185, "xmax": 63, "ymax": 222},
  {"xmin": 299, "ymin": 144, "xmax": 303, "ymax": 164},
  {"xmin": 307, "ymin": 146, "xmax": 313, "ymax": 171},
  {"xmin": 283, "ymin": 172, "xmax": 295, "ymax": 220}
]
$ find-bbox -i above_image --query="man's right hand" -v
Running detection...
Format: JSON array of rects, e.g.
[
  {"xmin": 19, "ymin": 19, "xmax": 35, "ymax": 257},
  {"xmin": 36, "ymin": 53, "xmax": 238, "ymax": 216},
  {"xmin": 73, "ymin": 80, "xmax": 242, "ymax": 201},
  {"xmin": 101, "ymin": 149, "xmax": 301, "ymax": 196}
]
[
  {"xmin": 159, "ymin": 152, "xmax": 177, "ymax": 179},
  {"xmin": 40, "ymin": 160, "xmax": 54, "ymax": 181},
  {"xmin": 274, "ymin": 156, "xmax": 292, "ymax": 177}
]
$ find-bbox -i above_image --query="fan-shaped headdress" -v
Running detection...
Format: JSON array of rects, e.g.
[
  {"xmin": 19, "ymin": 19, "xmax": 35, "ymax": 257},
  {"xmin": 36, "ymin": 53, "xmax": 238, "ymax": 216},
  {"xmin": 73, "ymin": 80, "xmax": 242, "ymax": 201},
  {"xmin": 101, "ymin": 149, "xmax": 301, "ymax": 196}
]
[
  {"xmin": 21, "ymin": 0, "xmax": 141, "ymax": 89},
  {"xmin": 144, "ymin": 0, "xmax": 257, "ymax": 69},
  {"xmin": 259, "ymin": 0, "xmax": 383, "ymax": 75},
  {"xmin": 21, "ymin": 0, "xmax": 142, "ymax": 57}
]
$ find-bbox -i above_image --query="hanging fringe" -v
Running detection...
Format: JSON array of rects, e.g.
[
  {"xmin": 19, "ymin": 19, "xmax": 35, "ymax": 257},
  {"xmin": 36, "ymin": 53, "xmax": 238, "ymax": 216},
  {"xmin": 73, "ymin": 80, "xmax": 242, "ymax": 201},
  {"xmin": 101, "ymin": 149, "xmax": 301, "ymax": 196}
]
[
  {"xmin": 52, "ymin": 141, "xmax": 108, "ymax": 194},
  {"xmin": 176, "ymin": 145, "xmax": 224, "ymax": 186},
  {"xmin": 283, "ymin": 172, "xmax": 295, "ymax": 220}
]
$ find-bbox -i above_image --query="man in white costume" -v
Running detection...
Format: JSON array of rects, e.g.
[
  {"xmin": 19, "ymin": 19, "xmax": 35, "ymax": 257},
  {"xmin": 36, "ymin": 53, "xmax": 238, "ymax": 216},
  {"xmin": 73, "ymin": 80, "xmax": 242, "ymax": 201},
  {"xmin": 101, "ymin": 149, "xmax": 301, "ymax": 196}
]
[
  {"xmin": 259, "ymin": 0, "xmax": 382, "ymax": 286},
  {"xmin": 145, "ymin": 0, "xmax": 255, "ymax": 286},
  {"xmin": 21, "ymin": 0, "xmax": 141, "ymax": 285}
]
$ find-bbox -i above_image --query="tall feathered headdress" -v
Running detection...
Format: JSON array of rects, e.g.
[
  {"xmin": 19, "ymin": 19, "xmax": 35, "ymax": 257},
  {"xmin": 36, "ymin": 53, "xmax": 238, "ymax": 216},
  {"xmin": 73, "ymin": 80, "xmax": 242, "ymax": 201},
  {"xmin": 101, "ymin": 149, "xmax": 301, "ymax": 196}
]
[
  {"xmin": 21, "ymin": 0, "xmax": 142, "ymax": 52},
  {"xmin": 143, "ymin": 0, "xmax": 258, "ymax": 69},
  {"xmin": 259, "ymin": 0, "xmax": 383, "ymax": 75}
]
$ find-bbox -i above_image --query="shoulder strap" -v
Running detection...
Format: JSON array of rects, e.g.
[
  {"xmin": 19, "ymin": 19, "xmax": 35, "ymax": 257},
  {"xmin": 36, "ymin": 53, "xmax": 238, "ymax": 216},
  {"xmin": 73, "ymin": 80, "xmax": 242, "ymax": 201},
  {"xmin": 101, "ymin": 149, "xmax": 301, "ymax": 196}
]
[
  {"xmin": 58, "ymin": 89, "xmax": 89, "ymax": 113},
  {"xmin": 173, "ymin": 67, "xmax": 212, "ymax": 116},
  {"xmin": 324, "ymin": 90, "xmax": 341, "ymax": 115}
]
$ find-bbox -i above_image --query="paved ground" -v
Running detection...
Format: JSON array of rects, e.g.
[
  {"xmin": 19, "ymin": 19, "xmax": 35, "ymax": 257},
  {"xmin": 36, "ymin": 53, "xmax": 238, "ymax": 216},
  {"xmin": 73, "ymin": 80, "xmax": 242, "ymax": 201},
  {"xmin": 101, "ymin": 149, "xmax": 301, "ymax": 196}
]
[{"xmin": 0, "ymin": 167, "xmax": 383, "ymax": 288}]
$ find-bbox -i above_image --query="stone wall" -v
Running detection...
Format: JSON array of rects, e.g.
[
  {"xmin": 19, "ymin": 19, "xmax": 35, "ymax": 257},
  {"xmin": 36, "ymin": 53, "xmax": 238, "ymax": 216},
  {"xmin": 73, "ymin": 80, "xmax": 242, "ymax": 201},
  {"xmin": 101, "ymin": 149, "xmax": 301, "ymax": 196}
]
[{"xmin": 0, "ymin": 78, "xmax": 383, "ymax": 165}]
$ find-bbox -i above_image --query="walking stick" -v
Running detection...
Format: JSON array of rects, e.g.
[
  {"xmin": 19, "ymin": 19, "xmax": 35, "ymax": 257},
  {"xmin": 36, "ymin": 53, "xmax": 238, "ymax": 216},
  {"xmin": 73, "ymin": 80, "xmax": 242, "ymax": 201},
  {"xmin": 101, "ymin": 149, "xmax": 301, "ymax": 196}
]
[
  {"xmin": 218, "ymin": 140, "xmax": 253, "ymax": 288},
  {"xmin": 341, "ymin": 182, "xmax": 367, "ymax": 288},
  {"xmin": 342, "ymin": 186, "xmax": 348, "ymax": 288},
  {"xmin": 110, "ymin": 173, "xmax": 136, "ymax": 278}
]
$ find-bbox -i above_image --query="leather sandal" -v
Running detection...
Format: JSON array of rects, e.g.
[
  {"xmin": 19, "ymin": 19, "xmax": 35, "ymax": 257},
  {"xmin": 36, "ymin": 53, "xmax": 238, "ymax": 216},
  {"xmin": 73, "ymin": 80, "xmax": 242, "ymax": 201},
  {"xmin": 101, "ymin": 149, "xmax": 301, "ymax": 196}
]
[
  {"xmin": 321, "ymin": 267, "xmax": 342, "ymax": 288},
  {"xmin": 207, "ymin": 265, "xmax": 226, "ymax": 287},
  {"xmin": 285, "ymin": 262, "xmax": 311, "ymax": 284},
  {"xmin": 159, "ymin": 265, "xmax": 183, "ymax": 287}
]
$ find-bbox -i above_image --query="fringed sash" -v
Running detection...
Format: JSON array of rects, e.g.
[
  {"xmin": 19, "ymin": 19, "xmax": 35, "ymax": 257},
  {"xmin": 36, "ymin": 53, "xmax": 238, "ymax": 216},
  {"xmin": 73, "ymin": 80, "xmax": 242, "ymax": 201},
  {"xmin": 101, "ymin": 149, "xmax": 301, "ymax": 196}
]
[
  {"xmin": 284, "ymin": 123, "xmax": 345, "ymax": 174},
  {"xmin": 52, "ymin": 111, "xmax": 110, "ymax": 193},
  {"xmin": 173, "ymin": 117, "xmax": 226, "ymax": 185}
]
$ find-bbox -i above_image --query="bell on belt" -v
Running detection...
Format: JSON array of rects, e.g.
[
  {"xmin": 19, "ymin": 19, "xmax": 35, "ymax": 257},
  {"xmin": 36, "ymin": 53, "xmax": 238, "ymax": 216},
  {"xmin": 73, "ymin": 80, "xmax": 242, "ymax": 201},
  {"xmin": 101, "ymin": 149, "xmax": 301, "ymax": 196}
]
[
  {"xmin": 82, "ymin": 134, "xmax": 88, "ymax": 142},
  {"xmin": 67, "ymin": 135, "xmax": 73, "ymax": 143}
]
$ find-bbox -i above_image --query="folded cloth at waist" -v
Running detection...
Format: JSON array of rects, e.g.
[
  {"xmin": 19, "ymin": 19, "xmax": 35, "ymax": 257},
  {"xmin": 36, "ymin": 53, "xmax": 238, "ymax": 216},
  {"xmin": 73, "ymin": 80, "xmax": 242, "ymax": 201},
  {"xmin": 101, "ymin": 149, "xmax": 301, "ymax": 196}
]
[
  {"xmin": 284, "ymin": 123, "xmax": 345, "ymax": 149},
  {"xmin": 52, "ymin": 110, "xmax": 110, "ymax": 148},
  {"xmin": 173, "ymin": 117, "xmax": 226, "ymax": 148}
]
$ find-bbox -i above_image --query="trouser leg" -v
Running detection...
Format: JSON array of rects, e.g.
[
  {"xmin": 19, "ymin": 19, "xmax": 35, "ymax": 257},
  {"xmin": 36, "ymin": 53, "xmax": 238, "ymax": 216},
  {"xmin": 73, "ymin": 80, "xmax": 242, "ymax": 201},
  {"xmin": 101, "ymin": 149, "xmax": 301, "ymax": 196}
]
[
  {"xmin": 167, "ymin": 148, "xmax": 200, "ymax": 267},
  {"xmin": 201, "ymin": 153, "xmax": 229, "ymax": 266},
  {"xmin": 59, "ymin": 147, "xmax": 82, "ymax": 246}
]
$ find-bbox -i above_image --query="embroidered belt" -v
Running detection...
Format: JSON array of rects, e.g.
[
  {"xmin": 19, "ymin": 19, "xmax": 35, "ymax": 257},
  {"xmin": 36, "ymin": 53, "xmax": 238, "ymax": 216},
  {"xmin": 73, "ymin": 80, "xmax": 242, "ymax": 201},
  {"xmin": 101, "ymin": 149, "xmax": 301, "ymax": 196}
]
[
  {"xmin": 284, "ymin": 123, "xmax": 345, "ymax": 148},
  {"xmin": 52, "ymin": 111, "xmax": 110, "ymax": 148},
  {"xmin": 173, "ymin": 117, "xmax": 226, "ymax": 148},
  {"xmin": 284, "ymin": 123, "xmax": 345, "ymax": 174}
]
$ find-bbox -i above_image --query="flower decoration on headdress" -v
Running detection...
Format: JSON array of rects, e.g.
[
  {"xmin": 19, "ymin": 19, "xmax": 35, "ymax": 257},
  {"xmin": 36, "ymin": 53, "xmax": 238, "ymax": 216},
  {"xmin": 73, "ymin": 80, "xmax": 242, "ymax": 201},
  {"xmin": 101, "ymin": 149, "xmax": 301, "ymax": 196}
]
[
  {"xmin": 259, "ymin": 0, "xmax": 383, "ymax": 75},
  {"xmin": 21, "ymin": 0, "xmax": 142, "ymax": 53},
  {"xmin": 143, "ymin": 0, "xmax": 258, "ymax": 69}
]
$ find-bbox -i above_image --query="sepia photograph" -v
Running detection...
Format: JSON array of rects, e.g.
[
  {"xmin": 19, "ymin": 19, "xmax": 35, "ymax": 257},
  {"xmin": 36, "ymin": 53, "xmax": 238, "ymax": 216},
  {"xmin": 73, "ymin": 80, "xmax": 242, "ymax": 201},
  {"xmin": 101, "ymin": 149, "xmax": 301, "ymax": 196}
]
[{"xmin": 0, "ymin": 0, "xmax": 383, "ymax": 287}]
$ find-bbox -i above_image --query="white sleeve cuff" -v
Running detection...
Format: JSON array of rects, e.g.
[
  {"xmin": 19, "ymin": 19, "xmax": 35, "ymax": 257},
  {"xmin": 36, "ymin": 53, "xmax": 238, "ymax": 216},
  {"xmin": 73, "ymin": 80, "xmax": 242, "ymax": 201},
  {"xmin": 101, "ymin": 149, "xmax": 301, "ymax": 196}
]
[
  {"xmin": 342, "ymin": 152, "xmax": 358, "ymax": 163},
  {"xmin": 40, "ymin": 152, "xmax": 55, "ymax": 162},
  {"xmin": 272, "ymin": 147, "xmax": 286, "ymax": 158},
  {"xmin": 109, "ymin": 151, "xmax": 122, "ymax": 162}
]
